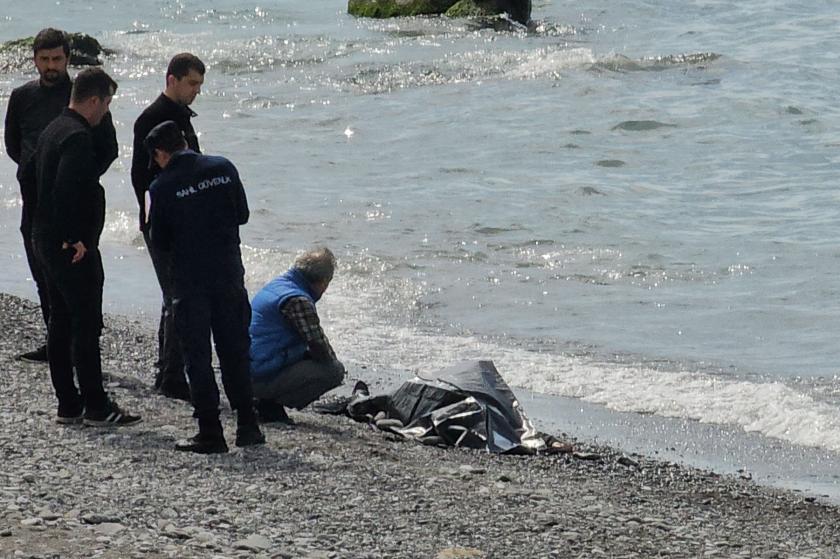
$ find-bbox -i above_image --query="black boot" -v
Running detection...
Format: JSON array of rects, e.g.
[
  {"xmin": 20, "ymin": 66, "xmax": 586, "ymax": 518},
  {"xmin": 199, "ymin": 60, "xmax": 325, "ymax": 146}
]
[
  {"xmin": 157, "ymin": 380, "xmax": 191, "ymax": 402},
  {"xmin": 256, "ymin": 398, "xmax": 295, "ymax": 425},
  {"xmin": 235, "ymin": 407, "xmax": 266, "ymax": 448},
  {"xmin": 175, "ymin": 416, "xmax": 228, "ymax": 454}
]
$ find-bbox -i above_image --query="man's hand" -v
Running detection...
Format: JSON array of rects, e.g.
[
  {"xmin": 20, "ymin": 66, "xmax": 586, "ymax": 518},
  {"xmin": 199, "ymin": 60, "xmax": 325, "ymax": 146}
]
[{"xmin": 62, "ymin": 240, "xmax": 87, "ymax": 264}]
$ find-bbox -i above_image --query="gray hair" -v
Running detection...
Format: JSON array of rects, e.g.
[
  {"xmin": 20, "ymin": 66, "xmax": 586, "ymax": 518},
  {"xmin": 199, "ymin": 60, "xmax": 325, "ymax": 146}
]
[{"xmin": 294, "ymin": 247, "xmax": 336, "ymax": 284}]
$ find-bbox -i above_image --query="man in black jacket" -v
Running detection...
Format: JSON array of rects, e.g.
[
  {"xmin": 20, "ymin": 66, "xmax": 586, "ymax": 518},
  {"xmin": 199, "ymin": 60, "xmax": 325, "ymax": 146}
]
[
  {"xmin": 4, "ymin": 28, "xmax": 117, "ymax": 363},
  {"xmin": 146, "ymin": 120, "xmax": 263, "ymax": 453},
  {"xmin": 29, "ymin": 68, "xmax": 140, "ymax": 427},
  {"xmin": 130, "ymin": 53, "xmax": 204, "ymax": 401}
]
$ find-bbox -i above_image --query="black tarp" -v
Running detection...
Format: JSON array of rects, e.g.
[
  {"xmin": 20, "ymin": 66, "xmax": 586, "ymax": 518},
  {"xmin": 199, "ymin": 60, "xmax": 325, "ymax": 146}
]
[{"xmin": 336, "ymin": 360, "xmax": 547, "ymax": 454}]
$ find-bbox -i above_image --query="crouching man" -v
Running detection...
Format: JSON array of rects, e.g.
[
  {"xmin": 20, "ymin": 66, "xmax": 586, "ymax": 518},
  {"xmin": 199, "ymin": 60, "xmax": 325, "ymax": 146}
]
[
  {"xmin": 249, "ymin": 248, "xmax": 345, "ymax": 424},
  {"xmin": 146, "ymin": 120, "xmax": 264, "ymax": 453}
]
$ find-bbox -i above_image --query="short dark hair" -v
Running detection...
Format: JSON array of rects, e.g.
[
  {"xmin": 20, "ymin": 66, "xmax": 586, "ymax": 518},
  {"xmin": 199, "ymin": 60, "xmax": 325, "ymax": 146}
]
[
  {"xmin": 166, "ymin": 53, "xmax": 205, "ymax": 80},
  {"xmin": 144, "ymin": 120, "xmax": 187, "ymax": 157},
  {"xmin": 33, "ymin": 28, "xmax": 70, "ymax": 57},
  {"xmin": 71, "ymin": 68, "xmax": 117, "ymax": 103}
]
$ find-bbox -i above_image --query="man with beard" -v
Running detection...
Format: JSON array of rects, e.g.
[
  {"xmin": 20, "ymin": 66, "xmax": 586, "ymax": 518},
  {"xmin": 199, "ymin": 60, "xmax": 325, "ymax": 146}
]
[
  {"xmin": 4, "ymin": 28, "xmax": 117, "ymax": 363},
  {"xmin": 131, "ymin": 53, "xmax": 205, "ymax": 401},
  {"xmin": 28, "ymin": 68, "xmax": 141, "ymax": 427}
]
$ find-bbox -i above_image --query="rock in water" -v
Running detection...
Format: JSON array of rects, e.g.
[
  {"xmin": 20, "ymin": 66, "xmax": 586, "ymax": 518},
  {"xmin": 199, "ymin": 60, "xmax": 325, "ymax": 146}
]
[
  {"xmin": 348, "ymin": 0, "xmax": 459, "ymax": 18},
  {"xmin": 348, "ymin": 0, "xmax": 531, "ymax": 23},
  {"xmin": 66, "ymin": 33, "xmax": 110, "ymax": 66},
  {"xmin": 446, "ymin": 0, "xmax": 531, "ymax": 23},
  {"xmin": 0, "ymin": 32, "xmax": 109, "ymax": 72}
]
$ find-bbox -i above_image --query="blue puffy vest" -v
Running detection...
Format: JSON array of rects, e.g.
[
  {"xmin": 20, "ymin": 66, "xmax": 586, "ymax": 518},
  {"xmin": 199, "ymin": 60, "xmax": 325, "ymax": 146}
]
[{"xmin": 249, "ymin": 268, "xmax": 318, "ymax": 379}]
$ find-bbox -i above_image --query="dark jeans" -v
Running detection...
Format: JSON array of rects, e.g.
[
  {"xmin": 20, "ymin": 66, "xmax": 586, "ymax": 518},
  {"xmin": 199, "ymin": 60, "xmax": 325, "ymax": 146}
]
[
  {"xmin": 173, "ymin": 283, "xmax": 254, "ymax": 419},
  {"xmin": 33, "ymin": 237, "xmax": 108, "ymax": 413},
  {"xmin": 20, "ymin": 222, "xmax": 50, "ymax": 331},
  {"xmin": 252, "ymin": 358, "xmax": 344, "ymax": 410},
  {"xmin": 143, "ymin": 229, "xmax": 186, "ymax": 389}
]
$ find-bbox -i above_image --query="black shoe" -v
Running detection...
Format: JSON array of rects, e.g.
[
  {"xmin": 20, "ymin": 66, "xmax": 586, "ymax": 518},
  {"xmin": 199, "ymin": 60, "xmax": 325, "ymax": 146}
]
[
  {"xmin": 256, "ymin": 399, "xmax": 295, "ymax": 425},
  {"xmin": 83, "ymin": 401, "xmax": 142, "ymax": 427},
  {"xmin": 175, "ymin": 433, "xmax": 229, "ymax": 454},
  {"xmin": 235, "ymin": 423, "xmax": 266, "ymax": 447},
  {"xmin": 16, "ymin": 345, "xmax": 48, "ymax": 363},
  {"xmin": 352, "ymin": 380, "xmax": 370, "ymax": 397},
  {"xmin": 56, "ymin": 405, "xmax": 83, "ymax": 425},
  {"xmin": 157, "ymin": 382, "xmax": 191, "ymax": 402}
]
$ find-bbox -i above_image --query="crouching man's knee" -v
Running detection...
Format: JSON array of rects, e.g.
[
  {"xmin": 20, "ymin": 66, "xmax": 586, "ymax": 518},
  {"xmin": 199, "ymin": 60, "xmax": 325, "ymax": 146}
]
[{"xmin": 326, "ymin": 359, "xmax": 346, "ymax": 390}]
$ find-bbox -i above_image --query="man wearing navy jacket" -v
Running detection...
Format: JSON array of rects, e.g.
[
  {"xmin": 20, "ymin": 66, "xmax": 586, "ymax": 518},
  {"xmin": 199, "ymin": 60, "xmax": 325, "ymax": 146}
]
[{"xmin": 146, "ymin": 120, "xmax": 263, "ymax": 454}]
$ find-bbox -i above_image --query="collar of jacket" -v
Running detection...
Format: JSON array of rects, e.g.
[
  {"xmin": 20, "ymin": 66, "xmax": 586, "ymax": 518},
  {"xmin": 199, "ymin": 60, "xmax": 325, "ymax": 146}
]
[
  {"xmin": 61, "ymin": 106, "xmax": 92, "ymax": 129},
  {"xmin": 286, "ymin": 268, "xmax": 322, "ymax": 302},
  {"xmin": 158, "ymin": 92, "xmax": 198, "ymax": 118}
]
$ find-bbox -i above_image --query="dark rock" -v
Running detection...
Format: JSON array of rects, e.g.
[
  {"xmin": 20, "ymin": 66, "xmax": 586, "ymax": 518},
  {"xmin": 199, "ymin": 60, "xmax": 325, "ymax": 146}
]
[
  {"xmin": 0, "ymin": 32, "xmax": 110, "ymax": 73},
  {"xmin": 348, "ymin": 0, "xmax": 457, "ymax": 18},
  {"xmin": 617, "ymin": 455, "xmax": 640, "ymax": 468},
  {"xmin": 446, "ymin": 0, "xmax": 531, "ymax": 23},
  {"xmin": 81, "ymin": 513, "xmax": 121, "ymax": 525},
  {"xmin": 348, "ymin": 0, "xmax": 530, "ymax": 24}
]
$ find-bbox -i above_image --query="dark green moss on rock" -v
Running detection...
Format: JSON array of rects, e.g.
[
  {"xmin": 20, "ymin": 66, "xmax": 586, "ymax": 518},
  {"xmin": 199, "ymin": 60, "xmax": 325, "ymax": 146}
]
[
  {"xmin": 0, "ymin": 33, "xmax": 110, "ymax": 72},
  {"xmin": 349, "ymin": 0, "xmax": 531, "ymax": 23},
  {"xmin": 348, "ymin": 0, "xmax": 458, "ymax": 18},
  {"xmin": 445, "ymin": 0, "xmax": 498, "ymax": 18}
]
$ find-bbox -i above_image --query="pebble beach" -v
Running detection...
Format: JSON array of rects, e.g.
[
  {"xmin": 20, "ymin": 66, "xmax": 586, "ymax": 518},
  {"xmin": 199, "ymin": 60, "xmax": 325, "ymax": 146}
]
[{"xmin": 0, "ymin": 293, "xmax": 838, "ymax": 559}]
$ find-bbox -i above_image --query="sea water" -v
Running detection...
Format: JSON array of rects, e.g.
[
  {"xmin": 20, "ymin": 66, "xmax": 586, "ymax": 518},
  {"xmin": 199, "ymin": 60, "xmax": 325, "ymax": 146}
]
[{"xmin": 1, "ymin": 1, "xmax": 839, "ymax": 498}]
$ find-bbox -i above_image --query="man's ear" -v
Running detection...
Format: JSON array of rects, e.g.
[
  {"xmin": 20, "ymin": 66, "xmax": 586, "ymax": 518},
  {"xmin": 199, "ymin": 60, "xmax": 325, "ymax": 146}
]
[{"xmin": 153, "ymin": 148, "xmax": 166, "ymax": 168}]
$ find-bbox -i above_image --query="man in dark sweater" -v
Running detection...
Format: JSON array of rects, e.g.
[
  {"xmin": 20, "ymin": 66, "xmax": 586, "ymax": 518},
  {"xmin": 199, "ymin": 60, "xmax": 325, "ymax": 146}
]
[
  {"xmin": 130, "ymin": 53, "xmax": 204, "ymax": 401},
  {"xmin": 146, "ymin": 120, "xmax": 263, "ymax": 453},
  {"xmin": 28, "ymin": 68, "xmax": 140, "ymax": 427},
  {"xmin": 4, "ymin": 28, "xmax": 117, "ymax": 363}
]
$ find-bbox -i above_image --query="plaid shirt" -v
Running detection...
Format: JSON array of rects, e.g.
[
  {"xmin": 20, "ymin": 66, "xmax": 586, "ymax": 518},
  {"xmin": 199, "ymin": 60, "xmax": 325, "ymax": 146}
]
[{"xmin": 280, "ymin": 296, "xmax": 337, "ymax": 362}]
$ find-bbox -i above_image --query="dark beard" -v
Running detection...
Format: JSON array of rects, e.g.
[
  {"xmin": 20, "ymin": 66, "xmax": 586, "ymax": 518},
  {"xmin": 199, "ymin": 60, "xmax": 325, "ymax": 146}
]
[{"xmin": 42, "ymin": 70, "xmax": 63, "ymax": 84}]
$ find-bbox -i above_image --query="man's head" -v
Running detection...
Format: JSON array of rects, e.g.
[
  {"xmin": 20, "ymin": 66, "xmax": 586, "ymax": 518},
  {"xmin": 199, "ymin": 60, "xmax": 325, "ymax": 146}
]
[
  {"xmin": 164, "ymin": 53, "xmax": 205, "ymax": 106},
  {"xmin": 69, "ymin": 68, "xmax": 117, "ymax": 126},
  {"xmin": 33, "ymin": 28, "xmax": 70, "ymax": 86},
  {"xmin": 294, "ymin": 247, "xmax": 337, "ymax": 298},
  {"xmin": 144, "ymin": 120, "xmax": 187, "ymax": 170}
]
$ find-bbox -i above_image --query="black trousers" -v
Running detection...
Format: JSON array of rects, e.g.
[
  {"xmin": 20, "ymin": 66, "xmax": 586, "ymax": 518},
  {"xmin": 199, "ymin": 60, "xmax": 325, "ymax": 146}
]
[
  {"xmin": 143, "ymin": 229, "xmax": 186, "ymax": 389},
  {"xmin": 173, "ymin": 283, "xmax": 254, "ymax": 420},
  {"xmin": 20, "ymin": 221, "xmax": 50, "ymax": 330},
  {"xmin": 33, "ymin": 237, "xmax": 108, "ymax": 413}
]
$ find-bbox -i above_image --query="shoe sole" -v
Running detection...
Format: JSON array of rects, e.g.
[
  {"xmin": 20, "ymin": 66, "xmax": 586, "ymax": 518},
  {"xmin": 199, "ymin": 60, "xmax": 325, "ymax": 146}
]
[
  {"xmin": 18, "ymin": 357, "xmax": 48, "ymax": 364},
  {"xmin": 83, "ymin": 417, "xmax": 143, "ymax": 428},
  {"xmin": 235, "ymin": 437, "xmax": 267, "ymax": 448},
  {"xmin": 174, "ymin": 445, "xmax": 229, "ymax": 454},
  {"xmin": 56, "ymin": 416, "xmax": 83, "ymax": 425}
]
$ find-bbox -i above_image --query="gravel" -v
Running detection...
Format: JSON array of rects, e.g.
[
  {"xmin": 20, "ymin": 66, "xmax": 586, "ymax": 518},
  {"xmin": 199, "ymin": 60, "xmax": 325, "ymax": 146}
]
[{"xmin": 1, "ymin": 292, "xmax": 839, "ymax": 558}]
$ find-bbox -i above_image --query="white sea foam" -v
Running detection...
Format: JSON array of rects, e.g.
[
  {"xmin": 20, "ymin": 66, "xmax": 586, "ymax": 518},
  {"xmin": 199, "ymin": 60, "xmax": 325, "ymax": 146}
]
[
  {"xmin": 100, "ymin": 210, "xmax": 144, "ymax": 248},
  {"xmin": 507, "ymin": 47, "xmax": 595, "ymax": 80},
  {"xmin": 315, "ymin": 270, "xmax": 840, "ymax": 455},
  {"xmin": 233, "ymin": 245, "xmax": 840, "ymax": 454}
]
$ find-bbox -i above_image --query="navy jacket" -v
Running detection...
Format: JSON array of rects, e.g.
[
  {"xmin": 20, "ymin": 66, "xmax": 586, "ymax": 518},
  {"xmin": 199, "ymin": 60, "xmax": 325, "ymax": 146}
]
[{"xmin": 148, "ymin": 150, "xmax": 248, "ymax": 290}]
